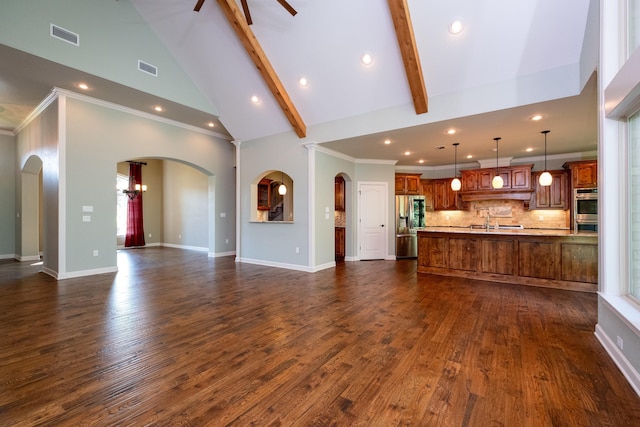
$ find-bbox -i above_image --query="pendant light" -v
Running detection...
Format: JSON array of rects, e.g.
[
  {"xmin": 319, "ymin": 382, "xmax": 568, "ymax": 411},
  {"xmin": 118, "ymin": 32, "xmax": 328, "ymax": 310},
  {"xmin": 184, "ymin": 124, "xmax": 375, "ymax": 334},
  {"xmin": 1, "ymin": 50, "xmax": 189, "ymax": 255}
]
[
  {"xmin": 538, "ymin": 130, "xmax": 552, "ymax": 186},
  {"xmin": 278, "ymin": 170, "xmax": 287, "ymax": 195},
  {"xmin": 451, "ymin": 143, "xmax": 461, "ymax": 191},
  {"xmin": 492, "ymin": 137, "xmax": 504, "ymax": 189}
]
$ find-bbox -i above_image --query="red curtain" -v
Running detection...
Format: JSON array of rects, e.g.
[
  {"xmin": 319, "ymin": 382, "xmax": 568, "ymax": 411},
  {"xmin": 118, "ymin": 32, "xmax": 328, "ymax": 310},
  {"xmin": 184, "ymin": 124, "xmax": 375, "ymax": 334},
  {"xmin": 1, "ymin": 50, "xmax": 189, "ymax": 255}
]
[{"xmin": 124, "ymin": 162, "xmax": 146, "ymax": 247}]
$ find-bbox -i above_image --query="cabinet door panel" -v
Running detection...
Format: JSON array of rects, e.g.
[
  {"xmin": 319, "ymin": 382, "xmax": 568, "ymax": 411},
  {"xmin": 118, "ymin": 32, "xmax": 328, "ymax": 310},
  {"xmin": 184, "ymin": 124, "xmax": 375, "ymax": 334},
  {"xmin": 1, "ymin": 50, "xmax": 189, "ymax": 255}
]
[
  {"xmin": 418, "ymin": 236, "xmax": 446, "ymax": 268},
  {"xmin": 518, "ymin": 242, "xmax": 556, "ymax": 279},
  {"xmin": 481, "ymin": 239, "xmax": 515, "ymax": 275},
  {"xmin": 448, "ymin": 238, "xmax": 478, "ymax": 271},
  {"xmin": 511, "ymin": 167, "xmax": 530, "ymax": 189},
  {"xmin": 461, "ymin": 171, "xmax": 478, "ymax": 191},
  {"xmin": 561, "ymin": 243, "xmax": 597, "ymax": 283}
]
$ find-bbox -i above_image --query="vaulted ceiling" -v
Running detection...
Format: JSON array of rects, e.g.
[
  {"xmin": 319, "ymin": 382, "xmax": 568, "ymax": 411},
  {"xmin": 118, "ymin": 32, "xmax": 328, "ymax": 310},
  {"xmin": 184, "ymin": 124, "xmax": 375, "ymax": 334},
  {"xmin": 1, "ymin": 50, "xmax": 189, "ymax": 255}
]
[{"xmin": 0, "ymin": 0, "xmax": 598, "ymax": 167}]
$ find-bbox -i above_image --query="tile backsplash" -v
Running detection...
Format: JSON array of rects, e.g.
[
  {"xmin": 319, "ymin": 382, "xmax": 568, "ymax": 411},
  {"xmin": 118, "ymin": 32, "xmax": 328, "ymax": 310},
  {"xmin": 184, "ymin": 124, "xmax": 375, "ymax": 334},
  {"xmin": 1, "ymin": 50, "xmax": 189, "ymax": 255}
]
[{"xmin": 425, "ymin": 200, "xmax": 569, "ymax": 229}]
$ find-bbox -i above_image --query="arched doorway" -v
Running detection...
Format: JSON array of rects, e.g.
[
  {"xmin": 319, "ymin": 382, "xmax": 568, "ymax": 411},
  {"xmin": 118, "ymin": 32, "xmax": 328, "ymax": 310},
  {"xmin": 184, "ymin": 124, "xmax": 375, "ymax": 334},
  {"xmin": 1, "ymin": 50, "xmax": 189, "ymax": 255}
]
[{"xmin": 20, "ymin": 155, "xmax": 43, "ymax": 262}]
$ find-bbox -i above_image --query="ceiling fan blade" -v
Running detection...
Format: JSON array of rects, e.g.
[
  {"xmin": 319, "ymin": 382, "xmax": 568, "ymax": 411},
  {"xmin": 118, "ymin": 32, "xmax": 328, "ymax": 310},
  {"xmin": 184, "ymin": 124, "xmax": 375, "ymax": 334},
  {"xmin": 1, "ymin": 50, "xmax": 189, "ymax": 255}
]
[
  {"xmin": 240, "ymin": 0, "xmax": 253, "ymax": 25},
  {"xmin": 193, "ymin": 0, "xmax": 205, "ymax": 11},
  {"xmin": 275, "ymin": 0, "xmax": 297, "ymax": 16}
]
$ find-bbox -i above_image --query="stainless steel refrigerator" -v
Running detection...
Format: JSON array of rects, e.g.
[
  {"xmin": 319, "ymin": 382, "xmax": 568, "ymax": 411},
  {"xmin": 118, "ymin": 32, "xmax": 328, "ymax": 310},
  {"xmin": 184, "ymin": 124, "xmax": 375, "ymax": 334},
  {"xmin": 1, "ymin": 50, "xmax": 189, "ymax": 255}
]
[{"xmin": 396, "ymin": 195, "xmax": 426, "ymax": 258}]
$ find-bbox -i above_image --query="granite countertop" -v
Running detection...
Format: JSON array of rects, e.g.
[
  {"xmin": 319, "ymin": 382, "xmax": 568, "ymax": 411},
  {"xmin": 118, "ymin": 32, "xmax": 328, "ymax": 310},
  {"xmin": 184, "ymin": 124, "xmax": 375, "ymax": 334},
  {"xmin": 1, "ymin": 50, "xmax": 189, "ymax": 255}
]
[{"xmin": 418, "ymin": 226, "xmax": 597, "ymax": 237}]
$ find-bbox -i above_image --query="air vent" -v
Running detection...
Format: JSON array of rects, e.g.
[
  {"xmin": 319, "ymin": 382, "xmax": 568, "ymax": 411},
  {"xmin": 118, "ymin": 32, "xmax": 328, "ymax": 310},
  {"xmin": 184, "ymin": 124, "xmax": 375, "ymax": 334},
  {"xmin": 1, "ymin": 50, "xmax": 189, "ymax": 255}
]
[
  {"xmin": 50, "ymin": 24, "xmax": 79, "ymax": 46},
  {"xmin": 138, "ymin": 60, "xmax": 158, "ymax": 77}
]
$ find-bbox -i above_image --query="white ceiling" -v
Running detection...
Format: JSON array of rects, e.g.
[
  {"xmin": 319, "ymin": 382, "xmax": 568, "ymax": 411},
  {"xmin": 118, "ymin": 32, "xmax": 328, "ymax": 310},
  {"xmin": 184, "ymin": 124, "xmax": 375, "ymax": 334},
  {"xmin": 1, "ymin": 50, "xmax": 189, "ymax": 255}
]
[{"xmin": 0, "ymin": 0, "xmax": 597, "ymax": 167}]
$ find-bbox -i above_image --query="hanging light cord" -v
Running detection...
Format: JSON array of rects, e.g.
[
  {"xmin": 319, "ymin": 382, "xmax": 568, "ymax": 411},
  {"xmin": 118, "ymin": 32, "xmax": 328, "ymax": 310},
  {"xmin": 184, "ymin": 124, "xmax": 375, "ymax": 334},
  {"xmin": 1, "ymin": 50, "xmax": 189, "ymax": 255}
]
[
  {"xmin": 542, "ymin": 130, "xmax": 550, "ymax": 170},
  {"xmin": 494, "ymin": 137, "xmax": 500, "ymax": 175}
]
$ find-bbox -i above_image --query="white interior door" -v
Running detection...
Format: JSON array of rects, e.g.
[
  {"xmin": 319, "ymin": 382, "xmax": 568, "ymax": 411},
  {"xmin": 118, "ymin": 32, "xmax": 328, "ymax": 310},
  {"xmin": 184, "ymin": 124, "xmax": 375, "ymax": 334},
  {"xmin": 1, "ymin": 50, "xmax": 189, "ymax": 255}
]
[{"xmin": 358, "ymin": 182, "xmax": 388, "ymax": 260}]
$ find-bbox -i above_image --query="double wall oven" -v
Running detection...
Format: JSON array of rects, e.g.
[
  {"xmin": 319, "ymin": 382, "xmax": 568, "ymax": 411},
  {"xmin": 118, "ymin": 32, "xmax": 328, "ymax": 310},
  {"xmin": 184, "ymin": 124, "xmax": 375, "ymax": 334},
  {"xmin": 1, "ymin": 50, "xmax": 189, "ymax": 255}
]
[{"xmin": 574, "ymin": 188, "xmax": 598, "ymax": 232}]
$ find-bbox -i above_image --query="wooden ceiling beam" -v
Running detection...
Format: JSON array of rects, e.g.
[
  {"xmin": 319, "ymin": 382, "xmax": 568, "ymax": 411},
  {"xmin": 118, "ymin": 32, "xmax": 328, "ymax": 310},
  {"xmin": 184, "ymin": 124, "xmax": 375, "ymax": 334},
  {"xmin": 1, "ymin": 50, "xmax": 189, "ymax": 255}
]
[
  {"xmin": 387, "ymin": 0, "xmax": 428, "ymax": 114},
  {"xmin": 216, "ymin": 0, "xmax": 306, "ymax": 138}
]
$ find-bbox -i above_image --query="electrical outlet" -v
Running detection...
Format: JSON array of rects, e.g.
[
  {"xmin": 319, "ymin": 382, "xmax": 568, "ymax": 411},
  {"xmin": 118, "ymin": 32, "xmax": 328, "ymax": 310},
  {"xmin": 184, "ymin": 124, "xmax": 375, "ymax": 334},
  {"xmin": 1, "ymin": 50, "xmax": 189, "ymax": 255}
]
[
  {"xmin": 295, "ymin": 247, "xmax": 300, "ymax": 253},
  {"xmin": 93, "ymin": 250, "xmax": 99, "ymax": 257},
  {"xmin": 225, "ymin": 238, "xmax": 229, "ymax": 244},
  {"xmin": 617, "ymin": 336, "xmax": 624, "ymax": 350},
  {"xmin": 178, "ymin": 234, "xmax": 182, "ymax": 239},
  {"xmin": 148, "ymin": 233, "xmax": 152, "ymax": 238}
]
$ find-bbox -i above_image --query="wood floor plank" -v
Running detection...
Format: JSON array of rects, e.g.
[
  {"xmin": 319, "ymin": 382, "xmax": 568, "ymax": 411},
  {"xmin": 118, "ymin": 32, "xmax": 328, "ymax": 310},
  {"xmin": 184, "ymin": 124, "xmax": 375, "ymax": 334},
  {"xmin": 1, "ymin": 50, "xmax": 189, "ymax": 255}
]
[{"xmin": 1, "ymin": 248, "xmax": 640, "ymax": 426}]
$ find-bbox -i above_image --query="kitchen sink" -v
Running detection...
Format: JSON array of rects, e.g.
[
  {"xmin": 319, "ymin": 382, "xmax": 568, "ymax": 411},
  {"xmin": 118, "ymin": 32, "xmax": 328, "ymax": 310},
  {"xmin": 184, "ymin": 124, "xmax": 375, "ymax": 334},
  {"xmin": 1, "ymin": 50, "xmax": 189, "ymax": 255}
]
[{"xmin": 469, "ymin": 224, "xmax": 524, "ymax": 230}]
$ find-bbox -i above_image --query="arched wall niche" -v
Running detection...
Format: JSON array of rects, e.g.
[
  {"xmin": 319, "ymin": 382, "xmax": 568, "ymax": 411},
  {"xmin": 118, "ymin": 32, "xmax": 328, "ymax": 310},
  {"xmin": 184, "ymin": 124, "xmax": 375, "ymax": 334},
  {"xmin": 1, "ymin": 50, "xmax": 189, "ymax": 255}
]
[{"xmin": 251, "ymin": 170, "xmax": 294, "ymax": 222}]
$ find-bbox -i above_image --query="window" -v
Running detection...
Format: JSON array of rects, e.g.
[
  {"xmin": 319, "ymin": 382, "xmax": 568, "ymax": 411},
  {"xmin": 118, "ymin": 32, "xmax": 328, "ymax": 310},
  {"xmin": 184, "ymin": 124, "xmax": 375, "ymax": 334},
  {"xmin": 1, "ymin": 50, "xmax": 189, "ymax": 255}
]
[
  {"xmin": 116, "ymin": 174, "xmax": 129, "ymax": 236},
  {"xmin": 630, "ymin": 111, "xmax": 640, "ymax": 298},
  {"xmin": 630, "ymin": 0, "xmax": 640, "ymax": 56}
]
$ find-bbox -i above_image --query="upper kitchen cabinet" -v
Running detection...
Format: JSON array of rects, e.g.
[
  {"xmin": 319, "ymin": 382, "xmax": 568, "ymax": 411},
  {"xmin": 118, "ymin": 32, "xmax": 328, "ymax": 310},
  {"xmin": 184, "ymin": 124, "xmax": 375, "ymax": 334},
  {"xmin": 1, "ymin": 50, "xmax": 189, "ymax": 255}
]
[
  {"xmin": 432, "ymin": 179, "xmax": 460, "ymax": 210},
  {"xmin": 335, "ymin": 176, "xmax": 345, "ymax": 211},
  {"xmin": 395, "ymin": 173, "xmax": 422, "ymax": 195},
  {"xmin": 459, "ymin": 165, "xmax": 534, "ymax": 206},
  {"xmin": 531, "ymin": 170, "xmax": 569, "ymax": 210},
  {"xmin": 563, "ymin": 161, "xmax": 597, "ymax": 189},
  {"xmin": 420, "ymin": 180, "xmax": 434, "ymax": 211},
  {"xmin": 462, "ymin": 165, "xmax": 531, "ymax": 191}
]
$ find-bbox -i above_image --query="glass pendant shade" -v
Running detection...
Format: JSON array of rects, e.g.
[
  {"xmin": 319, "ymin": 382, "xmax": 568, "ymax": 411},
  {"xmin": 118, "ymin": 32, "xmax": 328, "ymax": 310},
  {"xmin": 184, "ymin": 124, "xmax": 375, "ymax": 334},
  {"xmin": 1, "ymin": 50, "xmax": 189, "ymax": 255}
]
[
  {"xmin": 278, "ymin": 183, "xmax": 287, "ymax": 195},
  {"xmin": 451, "ymin": 178, "xmax": 461, "ymax": 191},
  {"xmin": 539, "ymin": 171, "xmax": 553, "ymax": 186}
]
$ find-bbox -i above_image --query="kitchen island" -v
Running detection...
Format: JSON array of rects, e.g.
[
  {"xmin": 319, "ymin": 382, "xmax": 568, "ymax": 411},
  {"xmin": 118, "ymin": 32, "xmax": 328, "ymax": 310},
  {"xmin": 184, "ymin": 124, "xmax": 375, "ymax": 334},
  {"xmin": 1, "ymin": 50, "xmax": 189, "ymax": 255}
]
[{"xmin": 417, "ymin": 227, "xmax": 598, "ymax": 292}]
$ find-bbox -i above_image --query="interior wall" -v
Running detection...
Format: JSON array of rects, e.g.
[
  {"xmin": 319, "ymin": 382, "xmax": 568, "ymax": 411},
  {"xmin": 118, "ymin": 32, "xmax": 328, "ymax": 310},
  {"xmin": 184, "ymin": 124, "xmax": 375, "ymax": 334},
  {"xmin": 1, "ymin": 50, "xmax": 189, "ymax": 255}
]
[
  {"xmin": 15, "ymin": 99, "xmax": 59, "ymax": 275},
  {"xmin": 62, "ymin": 95, "xmax": 234, "ymax": 276},
  {"xmin": 162, "ymin": 160, "xmax": 208, "ymax": 249},
  {"xmin": 0, "ymin": 132, "xmax": 16, "ymax": 258},
  {"xmin": 315, "ymin": 150, "xmax": 356, "ymax": 267},
  {"xmin": 238, "ymin": 135, "xmax": 310, "ymax": 269}
]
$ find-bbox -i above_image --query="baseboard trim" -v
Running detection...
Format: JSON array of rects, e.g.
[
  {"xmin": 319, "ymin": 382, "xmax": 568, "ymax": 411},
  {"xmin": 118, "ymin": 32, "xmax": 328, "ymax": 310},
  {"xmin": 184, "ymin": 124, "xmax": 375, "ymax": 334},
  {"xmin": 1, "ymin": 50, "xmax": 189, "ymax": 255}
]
[
  {"xmin": 236, "ymin": 257, "xmax": 315, "ymax": 273},
  {"xmin": 595, "ymin": 324, "xmax": 640, "ymax": 397},
  {"xmin": 208, "ymin": 251, "xmax": 236, "ymax": 258},
  {"xmin": 0, "ymin": 253, "xmax": 17, "ymax": 260},
  {"xmin": 15, "ymin": 255, "xmax": 40, "ymax": 262},
  {"xmin": 54, "ymin": 266, "xmax": 119, "ymax": 280},
  {"xmin": 161, "ymin": 243, "xmax": 208, "ymax": 252}
]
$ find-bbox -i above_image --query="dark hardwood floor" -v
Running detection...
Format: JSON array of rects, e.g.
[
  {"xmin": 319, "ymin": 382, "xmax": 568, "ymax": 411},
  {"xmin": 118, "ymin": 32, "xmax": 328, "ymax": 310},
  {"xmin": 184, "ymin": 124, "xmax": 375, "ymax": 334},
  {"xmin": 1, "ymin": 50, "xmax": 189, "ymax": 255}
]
[{"xmin": 1, "ymin": 247, "xmax": 640, "ymax": 426}]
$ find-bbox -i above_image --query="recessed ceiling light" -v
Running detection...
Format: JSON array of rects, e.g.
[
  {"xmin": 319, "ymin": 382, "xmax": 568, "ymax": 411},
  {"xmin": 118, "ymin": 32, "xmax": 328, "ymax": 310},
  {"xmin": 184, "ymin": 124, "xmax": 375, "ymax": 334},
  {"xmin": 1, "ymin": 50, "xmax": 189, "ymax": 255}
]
[
  {"xmin": 449, "ymin": 19, "xmax": 464, "ymax": 35},
  {"xmin": 446, "ymin": 128, "xmax": 456, "ymax": 135},
  {"xmin": 530, "ymin": 114, "xmax": 543, "ymax": 121},
  {"xmin": 77, "ymin": 83, "xmax": 89, "ymax": 90},
  {"xmin": 154, "ymin": 106, "xmax": 163, "ymax": 112},
  {"xmin": 299, "ymin": 77, "xmax": 308, "ymax": 87},
  {"xmin": 418, "ymin": 159, "xmax": 425, "ymax": 164},
  {"xmin": 251, "ymin": 95, "xmax": 260, "ymax": 104},
  {"xmin": 361, "ymin": 53, "xmax": 373, "ymax": 66},
  {"xmin": 384, "ymin": 139, "xmax": 391, "ymax": 145},
  {"xmin": 208, "ymin": 122, "xmax": 215, "ymax": 128},
  {"xmin": 466, "ymin": 155, "xmax": 473, "ymax": 159},
  {"xmin": 525, "ymin": 147, "xmax": 533, "ymax": 152},
  {"xmin": 404, "ymin": 151, "xmax": 411, "ymax": 156}
]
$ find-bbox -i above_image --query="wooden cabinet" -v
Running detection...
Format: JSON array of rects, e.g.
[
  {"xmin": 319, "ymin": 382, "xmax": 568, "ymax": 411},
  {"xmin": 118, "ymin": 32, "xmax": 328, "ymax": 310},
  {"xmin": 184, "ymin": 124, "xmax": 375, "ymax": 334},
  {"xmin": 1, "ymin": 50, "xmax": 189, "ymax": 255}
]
[
  {"xmin": 395, "ymin": 173, "xmax": 421, "ymax": 195},
  {"xmin": 417, "ymin": 230, "xmax": 598, "ymax": 292},
  {"xmin": 335, "ymin": 227, "xmax": 345, "ymax": 260},
  {"xmin": 459, "ymin": 165, "xmax": 534, "ymax": 206},
  {"xmin": 432, "ymin": 179, "xmax": 460, "ymax": 210},
  {"xmin": 334, "ymin": 176, "xmax": 345, "ymax": 211},
  {"xmin": 461, "ymin": 165, "xmax": 532, "ymax": 191},
  {"xmin": 257, "ymin": 179, "xmax": 271, "ymax": 210},
  {"xmin": 420, "ymin": 180, "xmax": 434, "ymax": 211},
  {"xmin": 531, "ymin": 170, "xmax": 569, "ymax": 209},
  {"xmin": 563, "ymin": 160, "xmax": 597, "ymax": 188}
]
